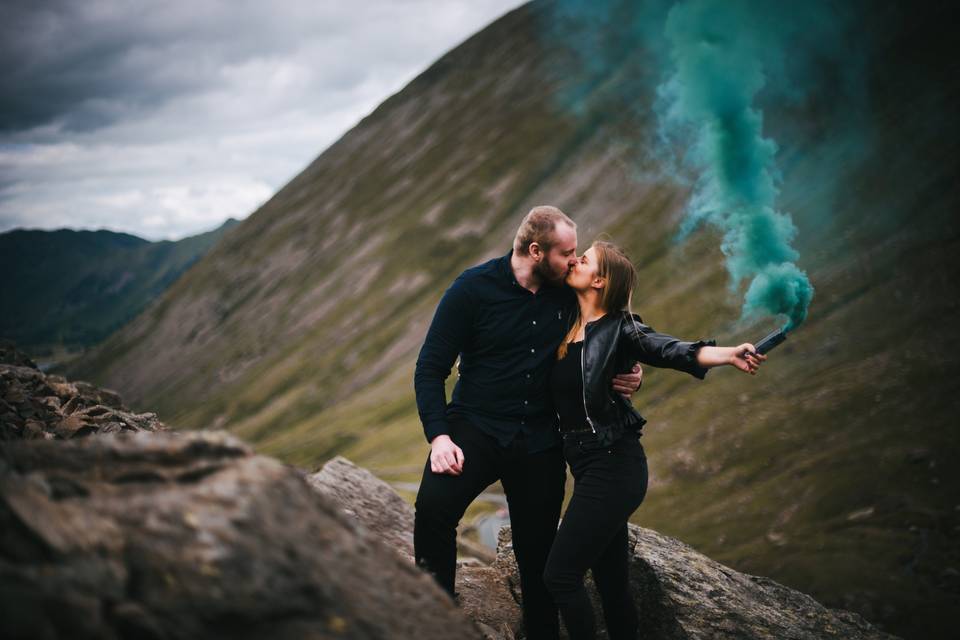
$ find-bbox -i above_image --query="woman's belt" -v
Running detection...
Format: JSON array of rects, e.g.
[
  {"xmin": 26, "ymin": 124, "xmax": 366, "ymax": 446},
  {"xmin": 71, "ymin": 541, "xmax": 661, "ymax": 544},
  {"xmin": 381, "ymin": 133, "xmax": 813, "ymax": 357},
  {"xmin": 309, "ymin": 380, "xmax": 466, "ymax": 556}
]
[{"xmin": 558, "ymin": 424, "xmax": 594, "ymax": 435}]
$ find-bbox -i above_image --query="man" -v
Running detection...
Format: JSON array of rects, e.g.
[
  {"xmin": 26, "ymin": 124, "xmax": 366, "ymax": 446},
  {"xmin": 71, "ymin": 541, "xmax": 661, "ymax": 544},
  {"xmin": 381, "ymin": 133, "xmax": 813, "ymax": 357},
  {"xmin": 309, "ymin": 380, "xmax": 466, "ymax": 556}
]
[{"xmin": 413, "ymin": 206, "xmax": 642, "ymax": 639}]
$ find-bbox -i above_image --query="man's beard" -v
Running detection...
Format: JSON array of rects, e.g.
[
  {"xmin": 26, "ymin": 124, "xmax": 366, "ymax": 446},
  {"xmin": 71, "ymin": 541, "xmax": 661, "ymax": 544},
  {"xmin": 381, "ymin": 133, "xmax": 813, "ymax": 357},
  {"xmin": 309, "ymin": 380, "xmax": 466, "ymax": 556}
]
[{"xmin": 533, "ymin": 259, "xmax": 568, "ymax": 286}]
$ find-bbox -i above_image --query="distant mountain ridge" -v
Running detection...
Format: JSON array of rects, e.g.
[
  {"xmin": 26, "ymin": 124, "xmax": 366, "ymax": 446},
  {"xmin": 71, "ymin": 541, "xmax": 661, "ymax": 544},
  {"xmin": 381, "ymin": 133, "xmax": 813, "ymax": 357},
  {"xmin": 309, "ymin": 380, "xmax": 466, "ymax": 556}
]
[
  {"xmin": 0, "ymin": 218, "xmax": 240, "ymax": 360},
  {"xmin": 66, "ymin": 2, "xmax": 958, "ymax": 638}
]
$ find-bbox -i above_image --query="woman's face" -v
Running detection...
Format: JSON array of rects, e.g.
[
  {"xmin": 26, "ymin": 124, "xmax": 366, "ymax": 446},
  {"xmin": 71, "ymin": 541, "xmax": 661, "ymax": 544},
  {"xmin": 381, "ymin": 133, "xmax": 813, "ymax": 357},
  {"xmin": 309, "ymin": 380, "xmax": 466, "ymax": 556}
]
[{"xmin": 565, "ymin": 246, "xmax": 601, "ymax": 291}]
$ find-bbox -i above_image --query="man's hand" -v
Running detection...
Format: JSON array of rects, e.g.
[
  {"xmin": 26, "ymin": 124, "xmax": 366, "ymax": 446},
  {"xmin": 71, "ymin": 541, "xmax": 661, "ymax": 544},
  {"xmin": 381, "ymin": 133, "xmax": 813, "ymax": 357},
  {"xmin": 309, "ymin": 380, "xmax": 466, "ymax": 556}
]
[
  {"xmin": 430, "ymin": 434, "xmax": 465, "ymax": 475},
  {"xmin": 612, "ymin": 362, "xmax": 643, "ymax": 400}
]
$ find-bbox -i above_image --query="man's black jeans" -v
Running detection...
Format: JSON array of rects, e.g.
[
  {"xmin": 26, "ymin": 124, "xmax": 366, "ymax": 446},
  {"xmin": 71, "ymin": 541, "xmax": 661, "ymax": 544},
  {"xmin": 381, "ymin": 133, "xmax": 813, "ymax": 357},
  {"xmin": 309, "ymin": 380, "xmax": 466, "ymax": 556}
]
[
  {"xmin": 414, "ymin": 418, "xmax": 567, "ymax": 640},
  {"xmin": 543, "ymin": 429, "xmax": 648, "ymax": 640}
]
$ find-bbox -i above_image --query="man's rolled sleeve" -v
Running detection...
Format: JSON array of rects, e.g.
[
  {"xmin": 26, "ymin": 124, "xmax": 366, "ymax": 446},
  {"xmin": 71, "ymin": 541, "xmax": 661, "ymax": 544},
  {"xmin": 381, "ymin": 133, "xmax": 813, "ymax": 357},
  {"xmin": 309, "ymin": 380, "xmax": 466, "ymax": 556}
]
[{"xmin": 414, "ymin": 276, "xmax": 475, "ymax": 443}]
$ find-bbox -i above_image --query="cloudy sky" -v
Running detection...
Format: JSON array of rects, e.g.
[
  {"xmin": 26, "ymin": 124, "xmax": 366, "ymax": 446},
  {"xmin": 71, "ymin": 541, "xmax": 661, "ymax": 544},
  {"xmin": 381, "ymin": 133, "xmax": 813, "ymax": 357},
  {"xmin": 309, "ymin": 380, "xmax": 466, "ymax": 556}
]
[{"xmin": 0, "ymin": 0, "xmax": 524, "ymax": 241}]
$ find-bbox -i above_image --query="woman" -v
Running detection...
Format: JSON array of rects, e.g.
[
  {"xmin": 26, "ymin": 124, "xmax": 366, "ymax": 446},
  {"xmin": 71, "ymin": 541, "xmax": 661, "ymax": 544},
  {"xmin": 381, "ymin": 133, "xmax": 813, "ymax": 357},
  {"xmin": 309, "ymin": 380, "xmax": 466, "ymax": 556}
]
[{"xmin": 542, "ymin": 241, "xmax": 766, "ymax": 639}]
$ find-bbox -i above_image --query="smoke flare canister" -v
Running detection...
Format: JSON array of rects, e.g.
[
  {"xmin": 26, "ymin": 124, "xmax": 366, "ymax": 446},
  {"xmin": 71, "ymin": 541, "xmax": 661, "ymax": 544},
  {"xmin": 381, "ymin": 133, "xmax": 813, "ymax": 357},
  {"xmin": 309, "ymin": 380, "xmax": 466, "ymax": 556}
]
[{"xmin": 754, "ymin": 328, "xmax": 787, "ymax": 354}]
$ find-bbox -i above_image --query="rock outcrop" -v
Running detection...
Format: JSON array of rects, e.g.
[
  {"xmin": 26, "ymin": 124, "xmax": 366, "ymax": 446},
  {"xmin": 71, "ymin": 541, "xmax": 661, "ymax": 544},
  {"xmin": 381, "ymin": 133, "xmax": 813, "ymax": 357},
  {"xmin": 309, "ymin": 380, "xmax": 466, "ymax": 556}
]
[
  {"xmin": 492, "ymin": 526, "xmax": 899, "ymax": 640},
  {"xmin": 307, "ymin": 456, "xmax": 417, "ymax": 559},
  {"xmin": 0, "ymin": 341, "xmax": 39, "ymax": 369},
  {"xmin": 1, "ymin": 342, "xmax": 164, "ymax": 441},
  {"xmin": 310, "ymin": 457, "xmax": 894, "ymax": 640},
  {"xmin": 303, "ymin": 456, "xmax": 898, "ymax": 639},
  {"xmin": 0, "ymin": 431, "xmax": 482, "ymax": 640}
]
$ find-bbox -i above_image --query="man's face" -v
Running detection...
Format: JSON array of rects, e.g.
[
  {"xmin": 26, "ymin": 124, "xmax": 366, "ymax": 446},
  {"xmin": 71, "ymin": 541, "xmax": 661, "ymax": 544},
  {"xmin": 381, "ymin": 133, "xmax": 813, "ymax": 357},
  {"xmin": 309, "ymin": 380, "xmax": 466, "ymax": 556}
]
[{"xmin": 534, "ymin": 223, "xmax": 578, "ymax": 284}]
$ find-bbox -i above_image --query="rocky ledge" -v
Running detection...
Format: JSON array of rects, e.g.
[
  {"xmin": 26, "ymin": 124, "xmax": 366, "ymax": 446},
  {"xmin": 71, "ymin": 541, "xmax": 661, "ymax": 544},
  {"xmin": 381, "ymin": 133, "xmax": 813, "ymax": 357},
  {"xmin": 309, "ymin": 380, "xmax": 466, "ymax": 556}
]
[
  {"xmin": 0, "ymin": 345, "xmax": 899, "ymax": 639},
  {"xmin": 1, "ymin": 340, "xmax": 164, "ymax": 441}
]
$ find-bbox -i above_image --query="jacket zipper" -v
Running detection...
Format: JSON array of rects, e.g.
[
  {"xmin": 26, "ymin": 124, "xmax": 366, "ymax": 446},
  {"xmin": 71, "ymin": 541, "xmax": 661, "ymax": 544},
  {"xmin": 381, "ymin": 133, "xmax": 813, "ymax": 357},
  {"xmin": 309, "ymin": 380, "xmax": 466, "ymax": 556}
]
[{"xmin": 580, "ymin": 324, "xmax": 596, "ymax": 434}]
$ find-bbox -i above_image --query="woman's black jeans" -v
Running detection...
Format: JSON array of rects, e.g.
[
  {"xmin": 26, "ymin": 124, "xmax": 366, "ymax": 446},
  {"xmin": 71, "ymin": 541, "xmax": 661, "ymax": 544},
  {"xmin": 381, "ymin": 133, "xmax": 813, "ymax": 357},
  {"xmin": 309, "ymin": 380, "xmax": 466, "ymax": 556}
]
[{"xmin": 543, "ymin": 429, "xmax": 648, "ymax": 640}]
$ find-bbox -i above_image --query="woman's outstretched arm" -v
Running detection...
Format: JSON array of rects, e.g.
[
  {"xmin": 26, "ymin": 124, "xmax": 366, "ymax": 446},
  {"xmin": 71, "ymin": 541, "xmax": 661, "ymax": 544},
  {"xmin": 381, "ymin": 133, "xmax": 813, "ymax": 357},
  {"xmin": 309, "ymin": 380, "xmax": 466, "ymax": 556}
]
[
  {"xmin": 620, "ymin": 314, "xmax": 766, "ymax": 378},
  {"xmin": 696, "ymin": 344, "xmax": 767, "ymax": 375}
]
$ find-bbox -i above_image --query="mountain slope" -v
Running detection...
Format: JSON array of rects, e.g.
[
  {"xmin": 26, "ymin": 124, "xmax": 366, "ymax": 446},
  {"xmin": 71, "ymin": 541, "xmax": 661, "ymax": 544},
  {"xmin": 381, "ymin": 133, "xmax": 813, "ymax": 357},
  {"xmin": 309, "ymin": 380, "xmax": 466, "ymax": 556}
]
[
  {"xmin": 1, "ymin": 218, "xmax": 239, "ymax": 361},
  {"xmin": 68, "ymin": 2, "xmax": 959, "ymax": 637}
]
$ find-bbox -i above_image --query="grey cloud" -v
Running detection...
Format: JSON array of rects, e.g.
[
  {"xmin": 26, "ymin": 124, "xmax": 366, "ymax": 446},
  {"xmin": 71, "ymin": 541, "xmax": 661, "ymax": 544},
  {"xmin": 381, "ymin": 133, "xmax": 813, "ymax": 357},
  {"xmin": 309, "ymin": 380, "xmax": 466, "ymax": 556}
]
[
  {"xmin": 2, "ymin": 1, "xmax": 294, "ymax": 133},
  {"xmin": 1, "ymin": 1, "xmax": 518, "ymax": 134},
  {"xmin": 0, "ymin": 0, "xmax": 523, "ymax": 239}
]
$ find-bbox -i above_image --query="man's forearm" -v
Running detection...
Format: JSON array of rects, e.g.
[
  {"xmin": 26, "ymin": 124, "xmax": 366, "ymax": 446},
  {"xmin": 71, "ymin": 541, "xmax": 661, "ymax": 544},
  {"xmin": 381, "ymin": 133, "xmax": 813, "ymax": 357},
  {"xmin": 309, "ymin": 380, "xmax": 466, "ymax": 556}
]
[{"xmin": 414, "ymin": 365, "xmax": 451, "ymax": 442}]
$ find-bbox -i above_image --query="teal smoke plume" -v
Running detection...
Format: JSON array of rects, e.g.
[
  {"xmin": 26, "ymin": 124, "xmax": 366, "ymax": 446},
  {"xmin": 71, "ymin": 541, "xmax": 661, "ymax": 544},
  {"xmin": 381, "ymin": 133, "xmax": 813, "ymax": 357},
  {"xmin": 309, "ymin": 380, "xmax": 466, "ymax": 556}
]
[{"xmin": 659, "ymin": 0, "xmax": 814, "ymax": 331}]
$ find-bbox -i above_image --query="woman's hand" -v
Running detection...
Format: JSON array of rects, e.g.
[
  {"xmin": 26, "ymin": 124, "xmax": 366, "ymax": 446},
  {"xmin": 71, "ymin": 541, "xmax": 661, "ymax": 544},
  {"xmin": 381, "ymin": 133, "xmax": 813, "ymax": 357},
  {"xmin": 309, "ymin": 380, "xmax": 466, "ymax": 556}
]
[
  {"xmin": 729, "ymin": 343, "xmax": 766, "ymax": 375},
  {"xmin": 430, "ymin": 434, "xmax": 465, "ymax": 475}
]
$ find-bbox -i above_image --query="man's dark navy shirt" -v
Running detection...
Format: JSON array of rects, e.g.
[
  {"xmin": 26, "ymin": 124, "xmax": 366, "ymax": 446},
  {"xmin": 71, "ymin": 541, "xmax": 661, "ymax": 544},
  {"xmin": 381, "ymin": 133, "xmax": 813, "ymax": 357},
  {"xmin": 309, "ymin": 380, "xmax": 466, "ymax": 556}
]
[{"xmin": 414, "ymin": 250, "xmax": 577, "ymax": 453}]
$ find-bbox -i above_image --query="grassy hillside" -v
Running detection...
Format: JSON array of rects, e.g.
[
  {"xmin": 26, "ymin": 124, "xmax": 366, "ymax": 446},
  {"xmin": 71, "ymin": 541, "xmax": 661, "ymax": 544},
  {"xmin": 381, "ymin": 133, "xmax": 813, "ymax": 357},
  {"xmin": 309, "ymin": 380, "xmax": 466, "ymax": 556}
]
[
  {"xmin": 1, "ymin": 218, "xmax": 239, "ymax": 362},
  {"xmin": 68, "ymin": 2, "xmax": 958, "ymax": 637}
]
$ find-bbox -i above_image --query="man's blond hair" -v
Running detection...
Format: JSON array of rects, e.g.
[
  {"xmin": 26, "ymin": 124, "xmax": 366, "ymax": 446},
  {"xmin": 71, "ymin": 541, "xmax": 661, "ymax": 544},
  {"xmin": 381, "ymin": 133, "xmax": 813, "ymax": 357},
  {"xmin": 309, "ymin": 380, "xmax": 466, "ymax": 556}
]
[{"xmin": 513, "ymin": 206, "xmax": 576, "ymax": 256}]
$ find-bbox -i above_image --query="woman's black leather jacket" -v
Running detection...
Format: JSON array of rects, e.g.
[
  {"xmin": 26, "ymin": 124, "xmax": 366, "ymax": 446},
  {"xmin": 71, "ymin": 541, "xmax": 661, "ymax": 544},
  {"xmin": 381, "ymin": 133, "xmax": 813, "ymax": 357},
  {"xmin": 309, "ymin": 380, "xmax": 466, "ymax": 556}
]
[{"xmin": 580, "ymin": 311, "xmax": 716, "ymax": 447}]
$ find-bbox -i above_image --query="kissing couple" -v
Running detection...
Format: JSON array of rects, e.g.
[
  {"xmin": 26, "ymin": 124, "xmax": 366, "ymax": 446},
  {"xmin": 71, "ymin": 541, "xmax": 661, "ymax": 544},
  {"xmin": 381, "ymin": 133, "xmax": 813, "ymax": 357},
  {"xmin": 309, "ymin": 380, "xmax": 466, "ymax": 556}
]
[{"xmin": 413, "ymin": 206, "xmax": 766, "ymax": 639}]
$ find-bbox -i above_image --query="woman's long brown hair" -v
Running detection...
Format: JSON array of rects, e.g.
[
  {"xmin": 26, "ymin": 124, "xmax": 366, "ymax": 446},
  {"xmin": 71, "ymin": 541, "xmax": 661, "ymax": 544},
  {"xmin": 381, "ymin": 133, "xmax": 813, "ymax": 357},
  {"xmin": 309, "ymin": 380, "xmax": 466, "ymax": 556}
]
[{"xmin": 557, "ymin": 240, "xmax": 640, "ymax": 359}]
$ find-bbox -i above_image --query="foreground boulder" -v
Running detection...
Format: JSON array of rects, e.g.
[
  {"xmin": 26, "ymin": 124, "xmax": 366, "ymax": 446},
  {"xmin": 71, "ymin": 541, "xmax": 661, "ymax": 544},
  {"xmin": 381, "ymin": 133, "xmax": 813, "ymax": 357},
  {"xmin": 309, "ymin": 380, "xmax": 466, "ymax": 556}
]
[
  {"xmin": 308, "ymin": 456, "xmax": 417, "ymax": 559},
  {"xmin": 0, "ymin": 431, "xmax": 482, "ymax": 640},
  {"xmin": 308, "ymin": 456, "xmax": 522, "ymax": 639}
]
